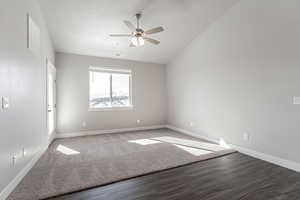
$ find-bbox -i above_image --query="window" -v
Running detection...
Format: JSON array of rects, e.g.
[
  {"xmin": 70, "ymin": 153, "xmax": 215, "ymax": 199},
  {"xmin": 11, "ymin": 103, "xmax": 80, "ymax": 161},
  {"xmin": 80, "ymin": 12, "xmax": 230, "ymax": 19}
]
[{"xmin": 89, "ymin": 67, "xmax": 132, "ymax": 110}]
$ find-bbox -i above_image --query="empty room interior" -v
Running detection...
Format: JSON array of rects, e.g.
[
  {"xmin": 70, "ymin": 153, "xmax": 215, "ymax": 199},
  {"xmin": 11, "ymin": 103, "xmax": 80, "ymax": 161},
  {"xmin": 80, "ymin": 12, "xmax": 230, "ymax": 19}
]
[{"xmin": 2, "ymin": 0, "xmax": 300, "ymax": 199}]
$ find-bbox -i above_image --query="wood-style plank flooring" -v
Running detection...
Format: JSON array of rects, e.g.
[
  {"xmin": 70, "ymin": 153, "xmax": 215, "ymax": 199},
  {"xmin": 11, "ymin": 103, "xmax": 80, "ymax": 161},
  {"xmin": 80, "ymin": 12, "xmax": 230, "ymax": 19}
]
[{"xmin": 49, "ymin": 153, "xmax": 300, "ymax": 200}]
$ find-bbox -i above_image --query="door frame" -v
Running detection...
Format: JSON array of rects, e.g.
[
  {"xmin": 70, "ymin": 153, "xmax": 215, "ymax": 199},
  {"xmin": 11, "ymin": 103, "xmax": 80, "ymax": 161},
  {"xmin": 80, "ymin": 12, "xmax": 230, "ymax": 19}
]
[{"xmin": 46, "ymin": 58, "xmax": 57, "ymax": 144}]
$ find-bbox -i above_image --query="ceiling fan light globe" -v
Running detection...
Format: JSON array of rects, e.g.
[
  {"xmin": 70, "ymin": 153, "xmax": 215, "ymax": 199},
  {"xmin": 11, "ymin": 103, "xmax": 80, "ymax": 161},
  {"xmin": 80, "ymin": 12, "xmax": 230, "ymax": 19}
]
[
  {"xmin": 131, "ymin": 37, "xmax": 138, "ymax": 46},
  {"xmin": 131, "ymin": 37, "xmax": 144, "ymax": 47},
  {"xmin": 139, "ymin": 37, "xmax": 145, "ymax": 46}
]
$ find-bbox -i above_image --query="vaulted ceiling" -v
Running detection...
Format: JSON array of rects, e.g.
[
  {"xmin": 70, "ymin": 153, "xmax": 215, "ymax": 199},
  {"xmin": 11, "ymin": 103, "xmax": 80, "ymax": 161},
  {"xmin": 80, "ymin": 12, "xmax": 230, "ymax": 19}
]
[{"xmin": 39, "ymin": 0, "xmax": 240, "ymax": 64}]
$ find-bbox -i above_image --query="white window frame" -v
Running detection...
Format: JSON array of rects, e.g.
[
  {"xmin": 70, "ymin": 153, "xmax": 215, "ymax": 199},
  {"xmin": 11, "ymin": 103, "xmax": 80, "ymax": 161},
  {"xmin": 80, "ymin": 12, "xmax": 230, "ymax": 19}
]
[{"xmin": 88, "ymin": 66, "xmax": 133, "ymax": 111}]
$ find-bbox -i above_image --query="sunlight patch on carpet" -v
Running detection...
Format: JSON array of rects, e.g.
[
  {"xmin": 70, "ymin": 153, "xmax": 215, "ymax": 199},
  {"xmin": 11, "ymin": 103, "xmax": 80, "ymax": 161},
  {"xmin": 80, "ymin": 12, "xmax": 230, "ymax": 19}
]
[
  {"xmin": 56, "ymin": 144, "xmax": 80, "ymax": 155},
  {"xmin": 128, "ymin": 139, "xmax": 162, "ymax": 145}
]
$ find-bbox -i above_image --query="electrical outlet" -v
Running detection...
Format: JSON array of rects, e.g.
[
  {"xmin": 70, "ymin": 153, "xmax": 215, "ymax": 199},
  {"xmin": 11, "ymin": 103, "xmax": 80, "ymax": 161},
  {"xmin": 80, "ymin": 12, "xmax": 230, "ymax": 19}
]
[
  {"xmin": 243, "ymin": 132, "xmax": 250, "ymax": 141},
  {"xmin": 22, "ymin": 148, "xmax": 27, "ymax": 157},
  {"xmin": 137, "ymin": 120, "xmax": 141, "ymax": 124},
  {"xmin": 2, "ymin": 97, "xmax": 10, "ymax": 109},
  {"xmin": 12, "ymin": 155, "xmax": 17, "ymax": 166}
]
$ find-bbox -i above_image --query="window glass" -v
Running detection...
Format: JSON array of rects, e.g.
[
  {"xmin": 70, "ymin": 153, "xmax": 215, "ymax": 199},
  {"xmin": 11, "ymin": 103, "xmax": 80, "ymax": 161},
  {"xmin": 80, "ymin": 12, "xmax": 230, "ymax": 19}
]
[
  {"xmin": 112, "ymin": 74, "xmax": 130, "ymax": 107},
  {"xmin": 89, "ymin": 68, "xmax": 132, "ymax": 110},
  {"xmin": 89, "ymin": 71, "xmax": 111, "ymax": 108}
]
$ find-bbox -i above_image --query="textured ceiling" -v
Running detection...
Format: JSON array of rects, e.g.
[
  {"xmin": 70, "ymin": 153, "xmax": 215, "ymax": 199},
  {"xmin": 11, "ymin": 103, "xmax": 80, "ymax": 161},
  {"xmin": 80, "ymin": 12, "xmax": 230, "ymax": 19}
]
[{"xmin": 39, "ymin": 0, "xmax": 240, "ymax": 64}]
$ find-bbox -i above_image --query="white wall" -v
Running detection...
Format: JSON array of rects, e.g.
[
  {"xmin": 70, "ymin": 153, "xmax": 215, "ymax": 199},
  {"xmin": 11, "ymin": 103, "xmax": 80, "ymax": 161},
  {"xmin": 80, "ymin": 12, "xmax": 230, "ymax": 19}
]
[
  {"xmin": 0, "ymin": 0, "xmax": 55, "ymax": 195},
  {"xmin": 56, "ymin": 53, "xmax": 166, "ymax": 134},
  {"xmin": 167, "ymin": 0, "xmax": 300, "ymax": 163}
]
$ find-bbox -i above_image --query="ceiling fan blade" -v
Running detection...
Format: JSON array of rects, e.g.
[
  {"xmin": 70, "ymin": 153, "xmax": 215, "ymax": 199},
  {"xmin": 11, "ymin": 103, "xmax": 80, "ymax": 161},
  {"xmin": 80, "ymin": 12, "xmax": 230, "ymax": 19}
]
[
  {"xmin": 145, "ymin": 26, "xmax": 164, "ymax": 35},
  {"xmin": 109, "ymin": 34, "xmax": 132, "ymax": 37},
  {"xmin": 123, "ymin": 20, "xmax": 136, "ymax": 32},
  {"xmin": 144, "ymin": 37, "xmax": 160, "ymax": 45}
]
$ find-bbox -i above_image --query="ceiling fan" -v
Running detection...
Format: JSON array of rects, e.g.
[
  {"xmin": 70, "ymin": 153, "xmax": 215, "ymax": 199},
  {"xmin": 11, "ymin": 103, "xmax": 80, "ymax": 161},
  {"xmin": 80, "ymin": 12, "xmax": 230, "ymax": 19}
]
[{"xmin": 110, "ymin": 13, "xmax": 164, "ymax": 47}]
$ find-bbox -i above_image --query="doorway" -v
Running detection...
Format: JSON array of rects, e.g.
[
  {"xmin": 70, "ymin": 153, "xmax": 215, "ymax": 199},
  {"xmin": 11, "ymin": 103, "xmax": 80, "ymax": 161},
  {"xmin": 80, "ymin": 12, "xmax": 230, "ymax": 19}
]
[{"xmin": 47, "ymin": 59, "xmax": 56, "ymax": 141}]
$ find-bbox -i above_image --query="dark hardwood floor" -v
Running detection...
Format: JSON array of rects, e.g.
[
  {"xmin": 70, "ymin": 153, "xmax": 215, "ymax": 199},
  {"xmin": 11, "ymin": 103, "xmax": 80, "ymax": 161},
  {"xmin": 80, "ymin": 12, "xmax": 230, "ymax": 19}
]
[{"xmin": 49, "ymin": 153, "xmax": 300, "ymax": 200}]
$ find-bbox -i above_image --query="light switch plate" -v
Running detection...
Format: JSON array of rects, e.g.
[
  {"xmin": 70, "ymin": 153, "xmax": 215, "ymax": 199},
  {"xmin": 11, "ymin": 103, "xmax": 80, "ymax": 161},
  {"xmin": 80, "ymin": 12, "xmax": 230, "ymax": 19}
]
[
  {"xmin": 2, "ymin": 97, "xmax": 10, "ymax": 109},
  {"xmin": 293, "ymin": 96, "xmax": 300, "ymax": 104}
]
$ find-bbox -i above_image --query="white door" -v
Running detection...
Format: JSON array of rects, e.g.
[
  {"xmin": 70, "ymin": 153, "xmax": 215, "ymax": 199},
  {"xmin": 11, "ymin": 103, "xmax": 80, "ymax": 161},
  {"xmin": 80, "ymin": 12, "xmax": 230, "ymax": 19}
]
[{"xmin": 47, "ymin": 59, "xmax": 56, "ymax": 139}]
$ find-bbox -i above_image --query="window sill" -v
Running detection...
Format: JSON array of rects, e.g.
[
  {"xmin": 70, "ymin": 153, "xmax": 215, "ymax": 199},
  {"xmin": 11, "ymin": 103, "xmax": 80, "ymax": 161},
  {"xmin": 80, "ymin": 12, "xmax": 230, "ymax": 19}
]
[{"xmin": 88, "ymin": 106, "xmax": 134, "ymax": 112}]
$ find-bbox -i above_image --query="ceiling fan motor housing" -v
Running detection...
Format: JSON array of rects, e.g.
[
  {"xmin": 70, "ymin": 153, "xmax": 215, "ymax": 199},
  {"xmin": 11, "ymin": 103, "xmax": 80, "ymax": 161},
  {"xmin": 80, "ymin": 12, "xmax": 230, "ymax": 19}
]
[{"xmin": 135, "ymin": 29, "xmax": 144, "ymax": 36}]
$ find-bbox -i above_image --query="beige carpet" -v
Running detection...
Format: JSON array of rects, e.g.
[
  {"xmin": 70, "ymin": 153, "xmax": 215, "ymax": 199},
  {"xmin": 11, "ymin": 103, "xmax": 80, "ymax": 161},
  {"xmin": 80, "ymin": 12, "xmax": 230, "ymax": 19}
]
[{"xmin": 8, "ymin": 129, "xmax": 235, "ymax": 200}]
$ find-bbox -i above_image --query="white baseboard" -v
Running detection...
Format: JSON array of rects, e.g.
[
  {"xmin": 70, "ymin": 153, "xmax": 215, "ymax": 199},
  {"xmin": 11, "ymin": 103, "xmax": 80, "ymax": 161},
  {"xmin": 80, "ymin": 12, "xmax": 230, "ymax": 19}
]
[
  {"xmin": 55, "ymin": 125, "xmax": 166, "ymax": 139},
  {"xmin": 230, "ymin": 144, "xmax": 300, "ymax": 173},
  {"xmin": 0, "ymin": 146, "xmax": 47, "ymax": 200},
  {"xmin": 165, "ymin": 125, "xmax": 219, "ymax": 143},
  {"xmin": 166, "ymin": 124, "xmax": 300, "ymax": 173}
]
